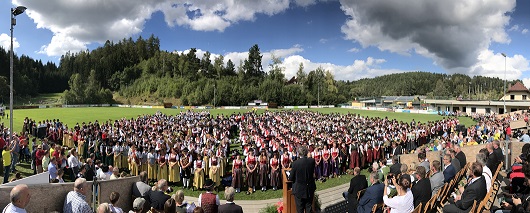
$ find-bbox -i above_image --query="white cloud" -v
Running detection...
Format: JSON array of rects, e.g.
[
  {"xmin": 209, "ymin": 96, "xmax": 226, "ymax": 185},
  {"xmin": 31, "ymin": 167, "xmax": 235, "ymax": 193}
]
[
  {"xmin": 177, "ymin": 45, "xmax": 407, "ymax": 81},
  {"xmin": 0, "ymin": 34, "xmax": 20, "ymax": 51},
  {"xmin": 468, "ymin": 50, "xmax": 530, "ymax": 80},
  {"xmin": 319, "ymin": 38, "xmax": 328, "ymax": 44},
  {"xmin": 509, "ymin": 25, "xmax": 520, "ymax": 31},
  {"xmin": 339, "ymin": 0, "xmax": 515, "ymax": 73},
  {"xmin": 14, "ymin": 0, "xmax": 298, "ymax": 57},
  {"xmin": 523, "ymin": 29, "xmax": 529, "ymax": 35},
  {"xmin": 347, "ymin": 48, "xmax": 359, "ymax": 53}
]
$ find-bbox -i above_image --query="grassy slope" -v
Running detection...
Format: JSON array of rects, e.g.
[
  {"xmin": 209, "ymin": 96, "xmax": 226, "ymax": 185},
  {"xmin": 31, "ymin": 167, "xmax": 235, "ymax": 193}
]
[{"xmin": 0, "ymin": 107, "xmax": 476, "ymax": 200}]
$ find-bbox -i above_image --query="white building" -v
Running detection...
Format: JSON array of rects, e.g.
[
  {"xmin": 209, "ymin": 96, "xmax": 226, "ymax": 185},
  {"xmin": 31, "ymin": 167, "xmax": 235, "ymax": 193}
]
[{"xmin": 425, "ymin": 81, "xmax": 530, "ymax": 114}]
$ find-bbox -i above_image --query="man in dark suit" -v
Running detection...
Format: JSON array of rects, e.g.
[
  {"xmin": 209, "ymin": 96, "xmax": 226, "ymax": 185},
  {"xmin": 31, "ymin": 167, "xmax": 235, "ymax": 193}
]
[
  {"xmin": 493, "ymin": 140, "xmax": 504, "ymax": 169},
  {"xmin": 289, "ymin": 146, "xmax": 316, "ymax": 213},
  {"xmin": 358, "ymin": 171, "xmax": 385, "ymax": 213},
  {"xmin": 454, "ymin": 144, "xmax": 467, "ymax": 169},
  {"xmin": 391, "ymin": 142, "xmax": 402, "ymax": 157},
  {"xmin": 449, "ymin": 149, "xmax": 461, "ymax": 172},
  {"xmin": 345, "ymin": 167, "xmax": 368, "ymax": 213},
  {"xmin": 443, "ymin": 162, "xmax": 487, "ymax": 213},
  {"xmin": 219, "ymin": 187, "xmax": 243, "ymax": 213},
  {"xmin": 443, "ymin": 154, "xmax": 456, "ymax": 183},
  {"xmin": 389, "ymin": 155, "xmax": 401, "ymax": 176},
  {"xmin": 486, "ymin": 143, "xmax": 500, "ymax": 172},
  {"xmin": 148, "ymin": 179, "xmax": 171, "ymax": 211},
  {"xmin": 412, "ymin": 166, "xmax": 431, "ymax": 207}
]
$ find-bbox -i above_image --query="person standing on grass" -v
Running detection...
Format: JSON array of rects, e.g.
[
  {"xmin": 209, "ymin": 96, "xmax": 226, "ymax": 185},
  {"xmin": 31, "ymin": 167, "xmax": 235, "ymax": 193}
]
[
  {"xmin": 3, "ymin": 145, "xmax": 12, "ymax": 184},
  {"xmin": 289, "ymin": 146, "xmax": 316, "ymax": 213},
  {"xmin": 10, "ymin": 137, "xmax": 20, "ymax": 172}
]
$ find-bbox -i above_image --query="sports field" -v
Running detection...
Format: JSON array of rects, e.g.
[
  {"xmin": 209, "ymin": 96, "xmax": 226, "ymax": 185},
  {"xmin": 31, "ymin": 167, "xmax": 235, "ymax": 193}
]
[
  {"xmin": 2, "ymin": 107, "xmax": 476, "ymax": 134},
  {"xmin": 0, "ymin": 107, "xmax": 476, "ymax": 200}
]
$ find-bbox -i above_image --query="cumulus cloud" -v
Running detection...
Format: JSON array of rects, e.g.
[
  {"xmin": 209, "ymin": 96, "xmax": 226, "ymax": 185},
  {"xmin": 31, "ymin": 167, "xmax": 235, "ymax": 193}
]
[
  {"xmin": 468, "ymin": 50, "xmax": 529, "ymax": 80},
  {"xmin": 0, "ymin": 33, "xmax": 20, "ymax": 51},
  {"xmin": 339, "ymin": 0, "xmax": 516, "ymax": 72},
  {"xmin": 15, "ymin": 0, "xmax": 306, "ymax": 57},
  {"xmin": 177, "ymin": 45, "xmax": 407, "ymax": 81}
]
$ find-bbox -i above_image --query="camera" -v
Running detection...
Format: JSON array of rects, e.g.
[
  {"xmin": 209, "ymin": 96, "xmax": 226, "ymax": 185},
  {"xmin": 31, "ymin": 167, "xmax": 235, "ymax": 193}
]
[{"xmin": 387, "ymin": 174, "xmax": 394, "ymax": 185}]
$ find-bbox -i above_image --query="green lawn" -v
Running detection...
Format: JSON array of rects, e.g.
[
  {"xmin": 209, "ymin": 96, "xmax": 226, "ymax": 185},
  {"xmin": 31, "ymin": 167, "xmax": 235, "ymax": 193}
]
[{"xmin": 1, "ymin": 107, "xmax": 476, "ymax": 134}]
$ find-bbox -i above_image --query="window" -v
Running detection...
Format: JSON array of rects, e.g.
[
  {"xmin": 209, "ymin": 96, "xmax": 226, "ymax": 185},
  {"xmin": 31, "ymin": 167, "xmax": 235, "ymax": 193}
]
[
  {"xmin": 471, "ymin": 107, "xmax": 476, "ymax": 113},
  {"xmin": 486, "ymin": 108, "xmax": 491, "ymax": 113},
  {"xmin": 524, "ymin": 95, "xmax": 527, "ymax": 100},
  {"xmin": 511, "ymin": 95, "xmax": 515, "ymax": 100}
]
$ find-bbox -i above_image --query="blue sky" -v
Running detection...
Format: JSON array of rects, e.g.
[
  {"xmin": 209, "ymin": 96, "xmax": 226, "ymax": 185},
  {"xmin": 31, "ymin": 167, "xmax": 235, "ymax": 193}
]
[{"xmin": 0, "ymin": 0, "xmax": 529, "ymax": 83}]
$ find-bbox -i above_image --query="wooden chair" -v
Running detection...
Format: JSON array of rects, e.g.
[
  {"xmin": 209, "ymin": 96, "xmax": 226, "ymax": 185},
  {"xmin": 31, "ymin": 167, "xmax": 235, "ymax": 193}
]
[
  {"xmin": 357, "ymin": 189, "xmax": 366, "ymax": 201},
  {"xmin": 469, "ymin": 200, "xmax": 478, "ymax": 213},
  {"xmin": 412, "ymin": 203, "xmax": 422, "ymax": 213},
  {"xmin": 371, "ymin": 202, "xmax": 385, "ymax": 213}
]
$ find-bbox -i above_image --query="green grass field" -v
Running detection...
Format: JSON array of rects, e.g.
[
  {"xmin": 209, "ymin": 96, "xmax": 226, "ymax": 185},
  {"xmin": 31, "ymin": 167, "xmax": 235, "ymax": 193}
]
[
  {"xmin": 0, "ymin": 107, "xmax": 477, "ymax": 199},
  {"xmin": 1, "ymin": 107, "xmax": 476, "ymax": 134}
]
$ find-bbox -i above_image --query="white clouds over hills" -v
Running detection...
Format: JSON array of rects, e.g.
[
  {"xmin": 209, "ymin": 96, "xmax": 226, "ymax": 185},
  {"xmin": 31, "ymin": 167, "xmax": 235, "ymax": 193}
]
[{"xmin": 12, "ymin": 0, "xmax": 529, "ymax": 81}]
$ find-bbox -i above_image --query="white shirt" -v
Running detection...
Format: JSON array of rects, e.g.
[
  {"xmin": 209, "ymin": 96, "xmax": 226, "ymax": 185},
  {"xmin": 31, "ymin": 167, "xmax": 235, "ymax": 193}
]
[
  {"xmin": 68, "ymin": 155, "xmax": 80, "ymax": 168},
  {"xmin": 383, "ymin": 189, "xmax": 414, "ymax": 213},
  {"xmin": 483, "ymin": 166, "xmax": 492, "ymax": 191},
  {"xmin": 109, "ymin": 204, "xmax": 123, "ymax": 213},
  {"xmin": 2, "ymin": 203, "xmax": 27, "ymax": 213}
]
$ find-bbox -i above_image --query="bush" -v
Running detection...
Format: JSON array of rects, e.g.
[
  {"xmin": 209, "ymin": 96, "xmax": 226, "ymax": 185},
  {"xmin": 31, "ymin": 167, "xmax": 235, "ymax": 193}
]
[{"xmin": 259, "ymin": 204, "xmax": 278, "ymax": 213}]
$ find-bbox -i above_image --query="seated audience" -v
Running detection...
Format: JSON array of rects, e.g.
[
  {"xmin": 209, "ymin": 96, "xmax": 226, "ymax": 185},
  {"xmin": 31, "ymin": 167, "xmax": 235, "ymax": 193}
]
[
  {"xmin": 218, "ymin": 187, "xmax": 243, "ymax": 213},
  {"xmin": 443, "ymin": 162, "xmax": 487, "ymax": 213},
  {"xmin": 430, "ymin": 160, "xmax": 444, "ymax": 195},
  {"xmin": 198, "ymin": 179, "xmax": 220, "ymax": 213},
  {"xmin": 148, "ymin": 179, "xmax": 171, "ymax": 211},
  {"xmin": 412, "ymin": 166, "xmax": 431, "ymax": 207},
  {"xmin": 383, "ymin": 174, "xmax": 414, "ymax": 213},
  {"xmin": 108, "ymin": 191, "xmax": 123, "ymax": 213},
  {"xmin": 2, "ymin": 184, "xmax": 31, "ymax": 213},
  {"xmin": 97, "ymin": 203, "xmax": 111, "ymax": 213},
  {"xmin": 418, "ymin": 152, "xmax": 430, "ymax": 173},
  {"xmin": 443, "ymin": 154, "xmax": 456, "ymax": 183},
  {"xmin": 345, "ymin": 167, "xmax": 368, "ymax": 213},
  {"xmin": 164, "ymin": 198, "xmax": 176, "ymax": 213},
  {"xmin": 358, "ymin": 171, "xmax": 385, "ymax": 213},
  {"xmin": 64, "ymin": 178, "xmax": 93, "ymax": 213},
  {"xmin": 129, "ymin": 198, "xmax": 146, "ymax": 213}
]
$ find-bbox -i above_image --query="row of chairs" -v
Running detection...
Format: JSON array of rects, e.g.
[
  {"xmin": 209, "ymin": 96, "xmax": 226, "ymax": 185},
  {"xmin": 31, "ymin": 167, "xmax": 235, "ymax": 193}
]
[
  {"xmin": 357, "ymin": 160, "xmax": 503, "ymax": 213},
  {"xmin": 424, "ymin": 162, "xmax": 471, "ymax": 213},
  {"xmin": 470, "ymin": 161, "xmax": 503, "ymax": 213}
]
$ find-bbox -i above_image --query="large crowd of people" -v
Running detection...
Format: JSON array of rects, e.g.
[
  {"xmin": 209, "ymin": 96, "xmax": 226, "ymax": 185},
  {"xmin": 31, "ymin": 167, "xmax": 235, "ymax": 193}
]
[{"xmin": 0, "ymin": 109, "xmax": 525, "ymax": 213}]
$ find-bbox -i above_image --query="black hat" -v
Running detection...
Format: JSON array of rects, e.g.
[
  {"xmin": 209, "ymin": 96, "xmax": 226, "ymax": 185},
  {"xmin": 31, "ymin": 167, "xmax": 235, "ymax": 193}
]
[
  {"xmin": 182, "ymin": 147, "xmax": 189, "ymax": 152},
  {"xmin": 204, "ymin": 179, "xmax": 215, "ymax": 190}
]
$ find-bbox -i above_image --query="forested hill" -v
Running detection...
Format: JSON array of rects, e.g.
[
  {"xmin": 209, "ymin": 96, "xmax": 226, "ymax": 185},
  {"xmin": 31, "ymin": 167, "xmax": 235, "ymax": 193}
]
[
  {"xmin": 0, "ymin": 35, "xmax": 513, "ymax": 106},
  {"xmin": 348, "ymin": 72, "xmax": 508, "ymax": 100}
]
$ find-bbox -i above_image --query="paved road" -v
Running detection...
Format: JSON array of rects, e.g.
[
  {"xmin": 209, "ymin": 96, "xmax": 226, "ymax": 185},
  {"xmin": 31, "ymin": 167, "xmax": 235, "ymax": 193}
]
[{"xmin": 184, "ymin": 182, "xmax": 350, "ymax": 212}]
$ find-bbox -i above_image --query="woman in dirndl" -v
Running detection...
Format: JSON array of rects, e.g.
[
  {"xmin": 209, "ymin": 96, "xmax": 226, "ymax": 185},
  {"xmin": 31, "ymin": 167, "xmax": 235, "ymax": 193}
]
[
  {"xmin": 129, "ymin": 145, "xmax": 139, "ymax": 176},
  {"xmin": 270, "ymin": 151, "xmax": 280, "ymax": 191},
  {"xmin": 180, "ymin": 148, "xmax": 193, "ymax": 189},
  {"xmin": 209, "ymin": 155, "xmax": 220, "ymax": 188},
  {"xmin": 258, "ymin": 150, "xmax": 269, "ymax": 191},
  {"xmin": 193, "ymin": 153, "xmax": 205, "ymax": 191},
  {"xmin": 168, "ymin": 147, "xmax": 180, "ymax": 184},
  {"xmin": 245, "ymin": 149, "xmax": 257, "ymax": 195},
  {"xmin": 147, "ymin": 148, "xmax": 157, "ymax": 182},
  {"xmin": 232, "ymin": 154, "xmax": 243, "ymax": 193},
  {"xmin": 157, "ymin": 149, "xmax": 169, "ymax": 181}
]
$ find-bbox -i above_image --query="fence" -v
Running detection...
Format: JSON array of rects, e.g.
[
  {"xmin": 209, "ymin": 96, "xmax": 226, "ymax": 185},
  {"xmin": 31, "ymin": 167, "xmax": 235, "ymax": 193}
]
[{"xmin": 0, "ymin": 176, "xmax": 139, "ymax": 213}]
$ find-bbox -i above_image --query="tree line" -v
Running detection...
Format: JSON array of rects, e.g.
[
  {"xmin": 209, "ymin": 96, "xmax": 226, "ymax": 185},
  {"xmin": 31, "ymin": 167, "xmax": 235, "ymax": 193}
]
[{"xmin": 0, "ymin": 35, "xmax": 515, "ymax": 106}]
